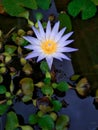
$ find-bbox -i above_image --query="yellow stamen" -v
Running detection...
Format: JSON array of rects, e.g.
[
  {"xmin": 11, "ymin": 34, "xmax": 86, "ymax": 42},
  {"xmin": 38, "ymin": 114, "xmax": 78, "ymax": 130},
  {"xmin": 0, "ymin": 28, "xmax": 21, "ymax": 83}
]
[{"xmin": 41, "ymin": 40, "xmax": 57, "ymax": 54}]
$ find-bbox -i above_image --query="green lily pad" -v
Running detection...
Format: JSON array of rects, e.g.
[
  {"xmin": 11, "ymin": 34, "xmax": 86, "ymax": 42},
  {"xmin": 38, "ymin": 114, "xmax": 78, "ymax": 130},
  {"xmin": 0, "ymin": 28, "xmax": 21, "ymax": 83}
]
[
  {"xmin": 2, "ymin": 0, "xmax": 37, "ymax": 17},
  {"xmin": 36, "ymin": 0, "xmax": 51, "ymax": 10},
  {"xmin": 68, "ymin": 0, "xmax": 97, "ymax": 20},
  {"xmin": 58, "ymin": 13, "xmax": 72, "ymax": 32}
]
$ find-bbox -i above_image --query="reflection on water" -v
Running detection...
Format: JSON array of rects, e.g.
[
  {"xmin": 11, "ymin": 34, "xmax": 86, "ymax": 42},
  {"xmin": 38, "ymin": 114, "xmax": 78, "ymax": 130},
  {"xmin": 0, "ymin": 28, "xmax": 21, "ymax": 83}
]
[{"xmin": 61, "ymin": 89, "xmax": 98, "ymax": 130}]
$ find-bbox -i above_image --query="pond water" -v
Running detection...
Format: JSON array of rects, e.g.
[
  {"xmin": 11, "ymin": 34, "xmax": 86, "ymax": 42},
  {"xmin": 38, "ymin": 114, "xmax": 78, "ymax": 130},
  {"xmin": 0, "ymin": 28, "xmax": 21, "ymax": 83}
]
[{"xmin": 0, "ymin": 0, "xmax": 98, "ymax": 130}]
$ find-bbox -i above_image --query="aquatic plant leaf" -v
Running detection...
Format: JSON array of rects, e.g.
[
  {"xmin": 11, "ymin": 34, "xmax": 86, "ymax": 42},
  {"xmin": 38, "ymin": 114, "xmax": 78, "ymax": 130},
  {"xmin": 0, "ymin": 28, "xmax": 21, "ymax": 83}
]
[
  {"xmin": 56, "ymin": 81, "xmax": 69, "ymax": 92},
  {"xmin": 68, "ymin": 0, "xmax": 97, "ymax": 20},
  {"xmin": 91, "ymin": 0, "xmax": 98, "ymax": 5},
  {"xmin": 0, "ymin": 74, "xmax": 3, "ymax": 83},
  {"xmin": 29, "ymin": 114, "xmax": 38, "ymax": 125},
  {"xmin": 38, "ymin": 115, "xmax": 54, "ymax": 130},
  {"xmin": 5, "ymin": 111, "xmax": 19, "ymax": 130},
  {"xmin": 70, "ymin": 74, "xmax": 80, "ymax": 81},
  {"xmin": 19, "ymin": 78, "xmax": 34, "ymax": 95},
  {"xmin": 36, "ymin": 0, "xmax": 51, "ymax": 10},
  {"xmin": 56, "ymin": 115, "xmax": 70, "ymax": 130},
  {"xmin": 2, "ymin": 0, "xmax": 37, "ymax": 17},
  {"xmin": 41, "ymin": 85, "xmax": 54, "ymax": 96},
  {"xmin": 0, "ymin": 103, "xmax": 9, "ymax": 115},
  {"xmin": 0, "ymin": 85, "xmax": 6, "ymax": 94},
  {"xmin": 75, "ymin": 77, "xmax": 90, "ymax": 97},
  {"xmin": 40, "ymin": 61, "xmax": 49, "ymax": 73},
  {"xmin": 52, "ymin": 100, "xmax": 62, "ymax": 112},
  {"xmin": 22, "ymin": 94, "xmax": 32, "ymax": 102},
  {"xmin": 5, "ymin": 45, "xmax": 17, "ymax": 55},
  {"xmin": 20, "ymin": 125, "xmax": 33, "ymax": 130},
  {"xmin": 22, "ymin": 63, "xmax": 33, "ymax": 75},
  {"xmin": 58, "ymin": 13, "xmax": 72, "ymax": 32}
]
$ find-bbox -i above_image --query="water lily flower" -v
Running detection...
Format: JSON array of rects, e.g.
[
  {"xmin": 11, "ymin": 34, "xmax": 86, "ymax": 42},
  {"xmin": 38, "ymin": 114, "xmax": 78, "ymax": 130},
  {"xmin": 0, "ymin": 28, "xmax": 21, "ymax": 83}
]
[{"xmin": 23, "ymin": 21, "xmax": 78, "ymax": 69}]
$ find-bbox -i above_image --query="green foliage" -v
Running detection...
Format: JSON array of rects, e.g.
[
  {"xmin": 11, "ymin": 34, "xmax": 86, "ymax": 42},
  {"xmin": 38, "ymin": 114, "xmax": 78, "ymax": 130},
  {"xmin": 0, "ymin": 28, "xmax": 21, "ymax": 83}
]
[
  {"xmin": 29, "ymin": 114, "xmax": 38, "ymax": 125},
  {"xmin": 41, "ymin": 85, "xmax": 54, "ymax": 96},
  {"xmin": 38, "ymin": 115, "xmax": 54, "ymax": 130},
  {"xmin": 58, "ymin": 13, "xmax": 72, "ymax": 32},
  {"xmin": 36, "ymin": 0, "xmax": 51, "ymax": 10},
  {"xmin": 0, "ymin": 103, "xmax": 9, "ymax": 115},
  {"xmin": 68, "ymin": 0, "xmax": 97, "ymax": 20},
  {"xmin": 4, "ymin": 45, "xmax": 17, "ymax": 55},
  {"xmin": 40, "ymin": 61, "xmax": 49, "ymax": 73},
  {"xmin": 52, "ymin": 100, "xmax": 62, "ymax": 112},
  {"xmin": 20, "ymin": 125, "xmax": 33, "ymax": 130},
  {"xmin": 0, "ymin": 85, "xmax": 6, "ymax": 94},
  {"xmin": 5, "ymin": 111, "xmax": 19, "ymax": 130},
  {"xmin": 56, "ymin": 81, "xmax": 69, "ymax": 92},
  {"xmin": 2, "ymin": 0, "xmax": 37, "ymax": 18},
  {"xmin": 91, "ymin": 0, "xmax": 98, "ymax": 5},
  {"xmin": 56, "ymin": 115, "xmax": 70, "ymax": 130}
]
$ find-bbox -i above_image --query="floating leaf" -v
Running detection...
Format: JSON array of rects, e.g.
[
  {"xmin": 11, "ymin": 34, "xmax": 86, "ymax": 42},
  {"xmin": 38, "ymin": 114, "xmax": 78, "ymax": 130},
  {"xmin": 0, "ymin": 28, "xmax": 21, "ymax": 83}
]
[
  {"xmin": 5, "ymin": 111, "xmax": 19, "ymax": 130},
  {"xmin": 22, "ymin": 63, "xmax": 33, "ymax": 75},
  {"xmin": 0, "ymin": 103, "xmax": 9, "ymax": 115},
  {"xmin": 41, "ymin": 85, "xmax": 54, "ymax": 96},
  {"xmin": 36, "ymin": 0, "xmax": 51, "ymax": 10},
  {"xmin": 21, "ymin": 125, "xmax": 33, "ymax": 130},
  {"xmin": 75, "ymin": 77, "xmax": 90, "ymax": 97},
  {"xmin": 70, "ymin": 74, "xmax": 80, "ymax": 81},
  {"xmin": 56, "ymin": 81, "xmax": 69, "ymax": 92},
  {"xmin": 56, "ymin": 115, "xmax": 70, "ymax": 130},
  {"xmin": 2, "ymin": 0, "xmax": 37, "ymax": 17},
  {"xmin": 58, "ymin": 13, "xmax": 72, "ymax": 32},
  {"xmin": 68, "ymin": 0, "xmax": 97, "ymax": 20},
  {"xmin": 37, "ymin": 97, "xmax": 52, "ymax": 113},
  {"xmin": 20, "ymin": 78, "xmax": 34, "ymax": 95},
  {"xmin": 40, "ymin": 61, "xmax": 49, "ymax": 73},
  {"xmin": 29, "ymin": 114, "xmax": 38, "ymax": 125},
  {"xmin": 22, "ymin": 94, "xmax": 32, "ymax": 102},
  {"xmin": 52, "ymin": 100, "xmax": 62, "ymax": 112},
  {"xmin": 0, "ymin": 85, "xmax": 6, "ymax": 94},
  {"xmin": 38, "ymin": 115, "xmax": 54, "ymax": 130},
  {"xmin": 91, "ymin": 0, "xmax": 98, "ymax": 5},
  {"xmin": 5, "ymin": 45, "xmax": 17, "ymax": 55}
]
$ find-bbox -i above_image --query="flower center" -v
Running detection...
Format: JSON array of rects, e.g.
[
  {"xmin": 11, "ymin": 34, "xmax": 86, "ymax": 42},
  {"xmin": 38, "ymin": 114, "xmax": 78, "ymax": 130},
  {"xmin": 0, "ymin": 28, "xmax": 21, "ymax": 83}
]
[{"xmin": 41, "ymin": 40, "xmax": 57, "ymax": 54}]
